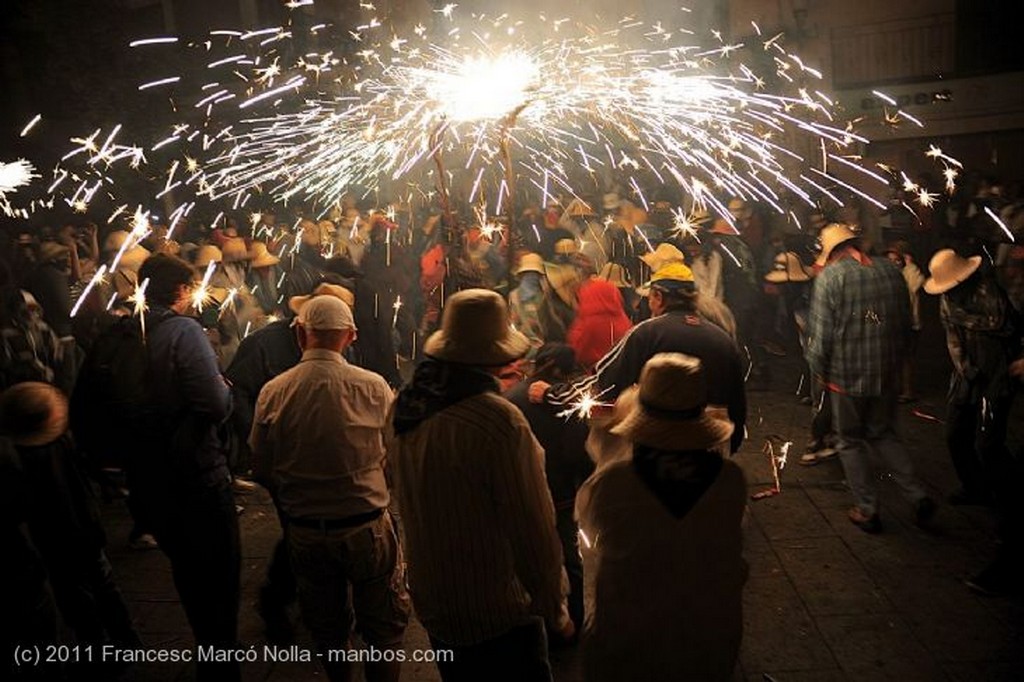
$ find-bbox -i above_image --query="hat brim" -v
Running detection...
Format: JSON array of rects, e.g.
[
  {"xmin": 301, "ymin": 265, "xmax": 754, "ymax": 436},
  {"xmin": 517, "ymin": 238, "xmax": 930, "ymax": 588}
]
[
  {"xmin": 251, "ymin": 255, "xmax": 280, "ymax": 268},
  {"xmin": 609, "ymin": 387, "xmax": 733, "ymax": 450},
  {"xmin": 516, "ymin": 264, "xmax": 545, "ymax": 275},
  {"xmin": 765, "ymin": 268, "xmax": 811, "ymax": 283},
  {"xmin": 923, "ymin": 255, "xmax": 982, "ymax": 295},
  {"xmin": 423, "ymin": 327, "xmax": 531, "ymax": 366},
  {"xmin": 815, "ymin": 236, "xmax": 857, "ymax": 267},
  {"xmin": 8, "ymin": 385, "xmax": 68, "ymax": 447}
]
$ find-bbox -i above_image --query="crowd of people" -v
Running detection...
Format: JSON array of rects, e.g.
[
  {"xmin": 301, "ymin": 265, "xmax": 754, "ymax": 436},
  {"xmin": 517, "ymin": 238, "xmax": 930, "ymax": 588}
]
[{"xmin": 2, "ymin": 170, "xmax": 1023, "ymax": 681}]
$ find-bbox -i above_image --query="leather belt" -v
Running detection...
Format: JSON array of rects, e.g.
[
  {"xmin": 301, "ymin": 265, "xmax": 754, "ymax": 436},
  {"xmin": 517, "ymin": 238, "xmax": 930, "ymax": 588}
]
[{"xmin": 285, "ymin": 508, "xmax": 383, "ymax": 531}]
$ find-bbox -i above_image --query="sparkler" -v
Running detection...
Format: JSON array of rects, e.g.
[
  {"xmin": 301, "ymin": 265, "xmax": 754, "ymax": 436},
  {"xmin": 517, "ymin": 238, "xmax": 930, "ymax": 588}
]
[
  {"xmin": 191, "ymin": 261, "xmax": 218, "ymax": 312},
  {"xmin": 556, "ymin": 386, "xmax": 615, "ymax": 421},
  {"xmin": 751, "ymin": 437, "xmax": 792, "ymax": 500},
  {"xmin": 127, "ymin": 277, "xmax": 151, "ymax": 339}
]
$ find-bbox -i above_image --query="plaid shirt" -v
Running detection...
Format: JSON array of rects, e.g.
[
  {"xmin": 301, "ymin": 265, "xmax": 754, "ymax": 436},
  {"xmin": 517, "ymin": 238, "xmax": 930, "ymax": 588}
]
[{"xmin": 806, "ymin": 254, "xmax": 910, "ymax": 396}]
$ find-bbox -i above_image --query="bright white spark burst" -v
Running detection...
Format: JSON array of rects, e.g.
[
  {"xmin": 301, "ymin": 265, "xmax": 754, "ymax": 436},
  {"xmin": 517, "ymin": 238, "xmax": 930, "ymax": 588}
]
[{"xmin": 10, "ymin": 7, "xmax": 960, "ymax": 232}]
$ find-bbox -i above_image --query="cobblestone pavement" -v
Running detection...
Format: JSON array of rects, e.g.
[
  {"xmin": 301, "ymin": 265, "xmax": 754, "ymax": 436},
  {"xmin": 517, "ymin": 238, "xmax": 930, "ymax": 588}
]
[{"xmin": 99, "ymin": 300, "xmax": 1024, "ymax": 681}]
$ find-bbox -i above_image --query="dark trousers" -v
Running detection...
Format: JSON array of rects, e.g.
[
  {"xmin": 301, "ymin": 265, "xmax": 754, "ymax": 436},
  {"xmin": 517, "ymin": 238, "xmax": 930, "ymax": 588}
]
[
  {"xmin": 430, "ymin": 617, "xmax": 553, "ymax": 682},
  {"xmin": 46, "ymin": 549, "xmax": 139, "ymax": 648},
  {"xmin": 947, "ymin": 396, "xmax": 1021, "ymax": 545},
  {"xmin": 555, "ymin": 506, "xmax": 583, "ymax": 630},
  {"xmin": 146, "ymin": 482, "xmax": 241, "ymax": 682}
]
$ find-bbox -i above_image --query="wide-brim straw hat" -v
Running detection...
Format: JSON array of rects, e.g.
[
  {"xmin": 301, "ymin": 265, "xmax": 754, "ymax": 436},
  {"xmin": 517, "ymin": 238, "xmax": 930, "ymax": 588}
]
[
  {"xmin": 641, "ymin": 242, "xmax": 685, "ymax": 271},
  {"xmin": 0, "ymin": 382, "xmax": 68, "ymax": 447},
  {"xmin": 222, "ymin": 237, "xmax": 252, "ymax": 263},
  {"xmin": 288, "ymin": 282, "xmax": 355, "ymax": 313},
  {"xmin": 516, "ymin": 252, "xmax": 545, "ymax": 275},
  {"xmin": 765, "ymin": 251, "xmax": 812, "ymax": 283},
  {"xmin": 598, "ymin": 262, "xmax": 629, "ymax": 288},
  {"xmin": 815, "ymin": 223, "xmax": 858, "ymax": 267},
  {"xmin": 610, "ymin": 353, "xmax": 733, "ymax": 450},
  {"xmin": 544, "ymin": 262, "xmax": 582, "ymax": 306},
  {"xmin": 103, "ymin": 230, "xmax": 130, "ymax": 254},
  {"xmin": 117, "ymin": 245, "xmax": 151, "ymax": 272},
  {"xmin": 424, "ymin": 289, "xmax": 530, "ymax": 365},
  {"xmin": 924, "ymin": 249, "xmax": 982, "ymax": 295},
  {"xmin": 564, "ymin": 198, "xmax": 596, "ymax": 217},
  {"xmin": 250, "ymin": 241, "xmax": 280, "ymax": 268},
  {"xmin": 554, "ymin": 238, "xmax": 578, "ymax": 256},
  {"xmin": 194, "ymin": 245, "xmax": 223, "ymax": 269}
]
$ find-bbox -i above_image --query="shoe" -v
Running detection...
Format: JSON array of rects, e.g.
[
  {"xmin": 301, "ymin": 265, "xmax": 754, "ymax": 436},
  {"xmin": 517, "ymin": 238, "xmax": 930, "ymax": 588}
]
[
  {"xmin": 848, "ymin": 507, "xmax": 882, "ymax": 534},
  {"xmin": 965, "ymin": 560, "xmax": 1016, "ymax": 597},
  {"xmin": 799, "ymin": 447, "xmax": 838, "ymax": 466},
  {"xmin": 128, "ymin": 533, "xmax": 159, "ymax": 550},
  {"xmin": 947, "ymin": 488, "xmax": 991, "ymax": 506},
  {"xmin": 232, "ymin": 477, "xmax": 258, "ymax": 494},
  {"xmin": 914, "ymin": 497, "xmax": 937, "ymax": 527}
]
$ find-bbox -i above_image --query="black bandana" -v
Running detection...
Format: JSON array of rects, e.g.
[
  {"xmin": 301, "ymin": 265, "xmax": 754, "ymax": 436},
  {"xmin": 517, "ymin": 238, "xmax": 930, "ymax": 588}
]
[
  {"xmin": 393, "ymin": 358, "xmax": 500, "ymax": 435},
  {"xmin": 632, "ymin": 445, "xmax": 723, "ymax": 519}
]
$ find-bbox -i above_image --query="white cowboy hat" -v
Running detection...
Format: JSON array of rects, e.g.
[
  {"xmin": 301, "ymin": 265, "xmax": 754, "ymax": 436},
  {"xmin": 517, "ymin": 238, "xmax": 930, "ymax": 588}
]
[{"xmin": 424, "ymin": 289, "xmax": 530, "ymax": 365}]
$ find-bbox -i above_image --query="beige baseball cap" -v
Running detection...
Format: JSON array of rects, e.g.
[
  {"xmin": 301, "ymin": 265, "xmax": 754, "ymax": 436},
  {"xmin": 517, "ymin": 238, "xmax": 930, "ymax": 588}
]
[{"xmin": 296, "ymin": 295, "xmax": 356, "ymax": 332}]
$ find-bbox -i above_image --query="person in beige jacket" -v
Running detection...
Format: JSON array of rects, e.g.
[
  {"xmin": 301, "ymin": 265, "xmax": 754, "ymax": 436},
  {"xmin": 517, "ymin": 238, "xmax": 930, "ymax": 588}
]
[{"xmin": 577, "ymin": 353, "xmax": 748, "ymax": 681}]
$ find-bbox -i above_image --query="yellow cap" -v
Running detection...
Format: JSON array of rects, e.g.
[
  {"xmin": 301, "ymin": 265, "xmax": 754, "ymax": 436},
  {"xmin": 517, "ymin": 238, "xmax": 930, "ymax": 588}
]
[{"xmin": 651, "ymin": 262, "xmax": 696, "ymax": 290}]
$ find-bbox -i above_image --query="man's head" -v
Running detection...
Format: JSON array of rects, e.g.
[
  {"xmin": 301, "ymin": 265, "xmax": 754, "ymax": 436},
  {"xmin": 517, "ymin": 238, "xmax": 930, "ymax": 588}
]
[
  {"xmin": 295, "ymin": 295, "xmax": 357, "ymax": 353},
  {"xmin": 138, "ymin": 253, "xmax": 196, "ymax": 312},
  {"xmin": 647, "ymin": 263, "xmax": 698, "ymax": 317}
]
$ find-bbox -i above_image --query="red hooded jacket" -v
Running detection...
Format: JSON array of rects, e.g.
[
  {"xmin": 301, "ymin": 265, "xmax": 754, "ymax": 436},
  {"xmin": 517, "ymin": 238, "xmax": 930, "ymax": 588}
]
[{"xmin": 568, "ymin": 279, "xmax": 633, "ymax": 368}]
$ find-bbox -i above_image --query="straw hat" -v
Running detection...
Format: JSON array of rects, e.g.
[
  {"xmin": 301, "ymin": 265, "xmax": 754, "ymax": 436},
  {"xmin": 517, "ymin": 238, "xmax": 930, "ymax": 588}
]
[
  {"xmin": 815, "ymin": 223, "xmax": 858, "ymax": 266},
  {"xmin": 554, "ymin": 239, "xmax": 578, "ymax": 256},
  {"xmin": 288, "ymin": 282, "xmax": 356, "ymax": 314},
  {"xmin": 194, "ymin": 245, "xmax": 224, "ymax": 269},
  {"xmin": 157, "ymin": 239, "xmax": 181, "ymax": 256},
  {"xmin": 598, "ymin": 262, "xmax": 629, "ymax": 288},
  {"xmin": 515, "ymin": 252, "xmax": 545, "ymax": 276},
  {"xmin": 103, "ymin": 230, "xmax": 129, "ymax": 253},
  {"xmin": 610, "ymin": 353, "xmax": 733, "ymax": 450},
  {"xmin": 117, "ymin": 245, "xmax": 151, "ymax": 272},
  {"xmin": 564, "ymin": 198, "xmax": 596, "ymax": 218},
  {"xmin": 38, "ymin": 241, "xmax": 70, "ymax": 264},
  {"xmin": 295, "ymin": 295, "xmax": 356, "ymax": 332},
  {"xmin": 424, "ymin": 289, "xmax": 530, "ymax": 365},
  {"xmin": 222, "ymin": 237, "xmax": 251, "ymax": 263},
  {"xmin": 924, "ymin": 249, "xmax": 982, "ymax": 295},
  {"xmin": 764, "ymin": 252, "xmax": 812, "ymax": 283},
  {"xmin": 0, "ymin": 382, "xmax": 69, "ymax": 447},
  {"xmin": 250, "ymin": 241, "xmax": 280, "ymax": 268},
  {"xmin": 602, "ymin": 193, "xmax": 621, "ymax": 211},
  {"xmin": 641, "ymin": 242, "xmax": 685, "ymax": 271},
  {"xmin": 544, "ymin": 262, "xmax": 582, "ymax": 306}
]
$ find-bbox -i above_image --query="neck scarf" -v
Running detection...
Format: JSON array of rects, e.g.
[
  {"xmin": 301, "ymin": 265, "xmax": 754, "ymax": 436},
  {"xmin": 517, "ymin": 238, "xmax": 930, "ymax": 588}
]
[{"xmin": 393, "ymin": 358, "xmax": 499, "ymax": 435}]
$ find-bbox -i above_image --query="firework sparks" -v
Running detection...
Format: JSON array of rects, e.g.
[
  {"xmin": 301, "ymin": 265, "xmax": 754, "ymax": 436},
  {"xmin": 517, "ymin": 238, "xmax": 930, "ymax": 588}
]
[
  {"xmin": 751, "ymin": 437, "xmax": 792, "ymax": 500},
  {"xmin": 556, "ymin": 386, "xmax": 615, "ymax": 421},
  {"xmin": 70, "ymin": 264, "xmax": 108, "ymax": 318},
  {"xmin": 191, "ymin": 261, "xmax": 218, "ymax": 312},
  {"xmin": 127, "ymin": 277, "xmax": 151, "ymax": 338}
]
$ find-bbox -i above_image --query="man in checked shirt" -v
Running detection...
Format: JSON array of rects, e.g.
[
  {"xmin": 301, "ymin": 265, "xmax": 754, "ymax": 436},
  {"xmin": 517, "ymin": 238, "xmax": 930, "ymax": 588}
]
[{"xmin": 806, "ymin": 223, "xmax": 936, "ymax": 534}]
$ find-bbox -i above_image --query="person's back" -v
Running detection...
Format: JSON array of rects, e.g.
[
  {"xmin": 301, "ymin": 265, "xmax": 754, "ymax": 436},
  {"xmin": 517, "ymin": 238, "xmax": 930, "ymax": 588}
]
[
  {"xmin": 579, "ymin": 456, "xmax": 747, "ymax": 680},
  {"xmin": 807, "ymin": 255, "xmax": 910, "ymax": 396},
  {"xmin": 393, "ymin": 390, "xmax": 559, "ymax": 643},
  {"xmin": 391, "ymin": 290, "xmax": 568, "ymax": 682},
  {"xmin": 577, "ymin": 353, "xmax": 747, "ymax": 681}
]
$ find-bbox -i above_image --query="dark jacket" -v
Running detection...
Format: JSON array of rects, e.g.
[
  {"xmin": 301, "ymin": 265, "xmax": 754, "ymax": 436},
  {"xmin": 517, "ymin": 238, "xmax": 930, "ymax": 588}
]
[
  {"xmin": 505, "ymin": 382, "xmax": 593, "ymax": 506},
  {"xmin": 592, "ymin": 310, "xmax": 746, "ymax": 453}
]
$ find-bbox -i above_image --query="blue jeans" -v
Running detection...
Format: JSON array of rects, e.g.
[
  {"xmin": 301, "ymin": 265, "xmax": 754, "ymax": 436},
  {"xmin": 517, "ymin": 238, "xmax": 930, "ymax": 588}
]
[{"xmin": 830, "ymin": 390, "xmax": 927, "ymax": 516}]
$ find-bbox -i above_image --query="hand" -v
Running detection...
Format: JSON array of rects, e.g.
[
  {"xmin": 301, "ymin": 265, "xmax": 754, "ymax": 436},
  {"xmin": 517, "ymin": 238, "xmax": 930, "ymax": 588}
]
[
  {"xmin": 1010, "ymin": 358, "xmax": 1024, "ymax": 379},
  {"xmin": 528, "ymin": 381, "xmax": 551, "ymax": 404}
]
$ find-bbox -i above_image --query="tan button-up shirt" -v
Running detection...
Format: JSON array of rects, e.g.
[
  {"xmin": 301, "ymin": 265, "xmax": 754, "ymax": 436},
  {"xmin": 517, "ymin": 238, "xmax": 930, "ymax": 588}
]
[{"xmin": 250, "ymin": 348, "xmax": 392, "ymax": 519}]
